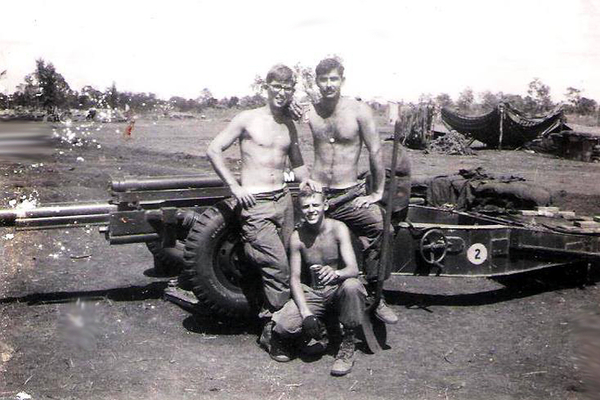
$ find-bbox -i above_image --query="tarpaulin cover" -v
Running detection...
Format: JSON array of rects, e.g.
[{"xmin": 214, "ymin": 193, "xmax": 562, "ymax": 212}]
[
  {"xmin": 441, "ymin": 103, "xmax": 566, "ymax": 148},
  {"xmin": 413, "ymin": 167, "xmax": 552, "ymax": 212}
]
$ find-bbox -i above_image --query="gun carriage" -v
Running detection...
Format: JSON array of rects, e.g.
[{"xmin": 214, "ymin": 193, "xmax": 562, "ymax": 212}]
[{"xmin": 1, "ymin": 175, "xmax": 599, "ymax": 319}]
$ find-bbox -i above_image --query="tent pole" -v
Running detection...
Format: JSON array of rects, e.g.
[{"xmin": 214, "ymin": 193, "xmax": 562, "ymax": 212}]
[{"xmin": 498, "ymin": 103, "xmax": 505, "ymax": 150}]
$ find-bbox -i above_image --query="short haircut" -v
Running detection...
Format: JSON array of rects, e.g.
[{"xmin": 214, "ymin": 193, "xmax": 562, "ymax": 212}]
[
  {"xmin": 297, "ymin": 185, "xmax": 324, "ymax": 202},
  {"xmin": 315, "ymin": 58, "xmax": 344, "ymax": 78},
  {"xmin": 266, "ymin": 64, "xmax": 296, "ymax": 85}
]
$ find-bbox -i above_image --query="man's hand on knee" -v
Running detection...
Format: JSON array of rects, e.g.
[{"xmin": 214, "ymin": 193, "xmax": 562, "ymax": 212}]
[
  {"xmin": 302, "ymin": 315, "xmax": 323, "ymax": 340},
  {"xmin": 351, "ymin": 194, "xmax": 380, "ymax": 209}
]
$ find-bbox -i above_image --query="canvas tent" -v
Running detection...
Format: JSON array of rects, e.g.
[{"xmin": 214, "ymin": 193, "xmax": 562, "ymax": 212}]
[{"xmin": 441, "ymin": 103, "xmax": 567, "ymax": 149}]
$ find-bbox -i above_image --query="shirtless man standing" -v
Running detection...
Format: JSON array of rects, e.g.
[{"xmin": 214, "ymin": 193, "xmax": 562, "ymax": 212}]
[
  {"xmin": 207, "ymin": 64, "xmax": 319, "ymax": 350},
  {"xmin": 271, "ymin": 186, "xmax": 366, "ymax": 376},
  {"xmin": 305, "ymin": 58, "xmax": 398, "ymax": 324}
]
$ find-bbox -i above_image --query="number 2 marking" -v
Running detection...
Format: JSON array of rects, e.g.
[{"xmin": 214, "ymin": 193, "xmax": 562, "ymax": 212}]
[{"xmin": 467, "ymin": 243, "xmax": 488, "ymax": 265}]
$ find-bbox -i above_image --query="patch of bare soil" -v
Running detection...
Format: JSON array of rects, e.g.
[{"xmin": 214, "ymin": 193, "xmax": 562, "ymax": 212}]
[{"xmin": 1, "ymin": 121, "xmax": 599, "ymax": 400}]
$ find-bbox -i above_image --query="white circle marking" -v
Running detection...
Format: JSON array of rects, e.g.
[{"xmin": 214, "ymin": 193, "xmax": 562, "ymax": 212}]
[{"xmin": 467, "ymin": 243, "xmax": 488, "ymax": 265}]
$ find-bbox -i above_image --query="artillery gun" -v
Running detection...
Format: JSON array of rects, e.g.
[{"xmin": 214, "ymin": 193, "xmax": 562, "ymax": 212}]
[{"xmin": 1, "ymin": 175, "xmax": 600, "ymax": 320}]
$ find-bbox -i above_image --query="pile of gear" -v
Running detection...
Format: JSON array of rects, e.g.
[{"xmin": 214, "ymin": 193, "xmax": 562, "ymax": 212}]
[
  {"xmin": 411, "ymin": 167, "xmax": 553, "ymax": 214},
  {"xmin": 427, "ymin": 130, "xmax": 474, "ymax": 155}
]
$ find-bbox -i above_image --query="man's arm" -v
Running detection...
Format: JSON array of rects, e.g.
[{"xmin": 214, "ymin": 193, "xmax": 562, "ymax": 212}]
[
  {"xmin": 206, "ymin": 112, "xmax": 255, "ymax": 208},
  {"xmin": 289, "ymin": 232, "xmax": 313, "ymax": 319},
  {"xmin": 286, "ymin": 122, "xmax": 322, "ymax": 192},
  {"xmin": 318, "ymin": 221, "xmax": 359, "ymax": 285},
  {"xmin": 353, "ymin": 102, "xmax": 385, "ymax": 208}
]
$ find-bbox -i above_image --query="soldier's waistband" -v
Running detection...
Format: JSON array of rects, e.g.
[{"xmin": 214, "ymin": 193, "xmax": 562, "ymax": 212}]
[
  {"xmin": 324, "ymin": 181, "xmax": 366, "ymax": 198},
  {"xmin": 252, "ymin": 186, "xmax": 289, "ymax": 201},
  {"xmin": 324, "ymin": 182, "xmax": 366, "ymax": 209}
]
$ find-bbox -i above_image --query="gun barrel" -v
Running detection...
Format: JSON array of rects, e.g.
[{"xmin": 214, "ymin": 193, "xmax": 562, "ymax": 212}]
[
  {"xmin": 111, "ymin": 176, "xmax": 225, "ymax": 192},
  {"xmin": 0, "ymin": 202, "xmax": 117, "ymax": 229}
]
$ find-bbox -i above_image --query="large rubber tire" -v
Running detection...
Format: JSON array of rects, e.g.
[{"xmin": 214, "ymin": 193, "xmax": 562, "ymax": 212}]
[
  {"xmin": 146, "ymin": 240, "xmax": 185, "ymax": 277},
  {"xmin": 182, "ymin": 200, "xmax": 260, "ymax": 319}
]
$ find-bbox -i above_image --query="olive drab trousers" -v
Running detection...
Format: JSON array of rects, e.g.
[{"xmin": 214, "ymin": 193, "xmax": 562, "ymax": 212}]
[{"xmin": 238, "ymin": 187, "xmax": 293, "ymax": 319}]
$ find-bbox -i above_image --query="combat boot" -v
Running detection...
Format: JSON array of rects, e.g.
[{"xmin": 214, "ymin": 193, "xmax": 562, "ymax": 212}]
[
  {"xmin": 375, "ymin": 299, "xmax": 398, "ymax": 325},
  {"xmin": 257, "ymin": 320, "xmax": 273, "ymax": 352},
  {"xmin": 367, "ymin": 283, "xmax": 398, "ymax": 325},
  {"xmin": 269, "ymin": 332, "xmax": 292, "ymax": 362},
  {"xmin": 331, "ymin": 327, "xmax": 356, "ymax": 376}
]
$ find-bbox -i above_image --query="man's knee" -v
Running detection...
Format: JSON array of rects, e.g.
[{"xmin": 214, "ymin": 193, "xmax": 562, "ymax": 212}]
[
  {"xmin": 273, "ymin": 320, "xmax": 301, "ymax": 337},
  {"xmin": 272, "ymin": 303, "xmax": 302, "ymax": 337},
  {"xmin": 339, "ymin": 278, "xmax": 367, "ymax": 297}
]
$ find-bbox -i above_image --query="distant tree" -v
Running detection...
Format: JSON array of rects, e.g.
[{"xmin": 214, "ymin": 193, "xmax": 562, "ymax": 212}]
[
  {"xmin": 565, "ymin": 86, "xmax": 581, "ymax": 112},
  {"xmin": 251, "ymin": 75, "xmax": 266, "ymax": 96},
  {"xmin": 216, "ymin": 97, "xmax": 230, "ymax": 108},
  {"xmin": 12, "ymin": 75, "xmax": 39, "ymax": 108},
  {"xmin": 501, "ymin": 93, "xmax": 527, "ymax": 111},
  {"xmin": 521, "ymin": 96, "xmax": 537, "ymax": 114},
  {"xmin": 131, "ymin": 92, "xmax": 158, "ymax": 111},
  {"xmin": 197, "ymin": 88, "xmax": 216, "ymax": 107},
  {"xmin": 64, "ymin": 89, "xmax": 80, "ymax": 109},
  {"xmin": 76, "ymin": 91, "xmax": 91, "ymax": 109},
  {"xmin": 564, "ymin": 87, "xmax": 597, "ymax": 115},
  {"xmin": 228, "ymin": 96, "xmax": 239, "ymax": 108},
  {"xmin": 118, "ymin": 91, "xmax": 133, "ymax": 110},
  {"xmin": 81, "ymin": 85, "xmax": 104, "ymax": 107},
  {"xmin": 106, "ymin": 82, "xmax": 119, "ymax": 109},
  {"xmin": 527, "ymin": 78, "xmax": 553, "ymax": 113},
  {"xmin": 577, "ymin": 97, "xmax": 598, "ymax": 115},
  {"xmin": 434, "ymin": 93, "xmax": 453, "ymax": 108},
  {"xmin": 239, "ymin": 94, "xmax": 266, "ymax": 108},
  {"xmin": 479, "ymin": 90, "xmax": 503, "ymax": 112},
  {"xmin": 34, "ymin": 58, "xmax": 71, "ymax": 110},
  {"xmin": 418, "ymin": 93, "xmax": 433, "ymax": 104},
  {"xmin": 456, "ymin": 88, "xmax": 474, "ymax": 113},
  {"xmin": 169, "ymin": 96, "xmax": 189, "ymax": 112},
  {"xmin": 0, "ymin": 93, "xmax": 8, "ymax": 109}
]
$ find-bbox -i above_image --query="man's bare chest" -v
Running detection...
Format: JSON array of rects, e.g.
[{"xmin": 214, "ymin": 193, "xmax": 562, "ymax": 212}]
[
  {"xmin": 301, "ymin": 239, "xmax": 339, "ymax": 265},
  {"xmin": 244, "ymin": 123, "xmax": 291, "ymax": 150},
  {"xmin": 310, "ymin": 116, "xmax": 360, "ymax": 144}
]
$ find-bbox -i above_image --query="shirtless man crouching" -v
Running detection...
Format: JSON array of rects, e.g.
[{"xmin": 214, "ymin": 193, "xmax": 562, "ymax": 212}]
[
  {"xmin": 305, "ymin": 58, "xmax": 398, "ymax": 324},
  {"xmin": 207, "ymin": 64, "xmax": 320, "ymax": 352},
  {"xmin": 271, "ymin": 186, "xmax": 366, "ymax": 376}
]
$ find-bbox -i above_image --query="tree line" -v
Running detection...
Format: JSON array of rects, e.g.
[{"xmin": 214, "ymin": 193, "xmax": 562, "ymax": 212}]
[
  {"xmin": 0, "ymin": 59, "xmax": 266, "ymax": 114},
  {"xmin": 1, "ymin": 58, "xmax": 598, "ymax": 117},
  {"xmin": 419, "ymin": 78, "xmax": 598, "ymax": 116}
]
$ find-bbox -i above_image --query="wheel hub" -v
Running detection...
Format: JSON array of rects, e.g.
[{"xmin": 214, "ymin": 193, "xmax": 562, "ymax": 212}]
[{"xmin": 216, "ymin": 233, "xmax": 246, "ymax": 284}]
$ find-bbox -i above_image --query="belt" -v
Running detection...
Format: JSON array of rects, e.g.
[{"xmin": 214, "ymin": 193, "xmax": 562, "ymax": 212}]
[
  {"xmin": 324, "ymin": 182, "xmax": 366, "ymax": 209},
  {"xmin": 324, "ymin": 181, "xmax": 365, "ymax": 197},
  {"xmin": 253, "ymin": 186, "xmax": 289, "ymax": 201}
]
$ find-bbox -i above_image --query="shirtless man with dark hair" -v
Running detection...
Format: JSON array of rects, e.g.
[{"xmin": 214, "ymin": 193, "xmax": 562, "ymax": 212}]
[
  {"xmin": 305, "ymin": 58, "xmax": 398, "ymax": 324},
  {"xmin": 207, "ymin": 64, "xmax": 320, "ymax": 351}
]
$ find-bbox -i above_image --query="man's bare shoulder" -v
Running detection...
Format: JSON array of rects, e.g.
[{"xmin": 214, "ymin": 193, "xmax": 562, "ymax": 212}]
[
  {"xmin": 327, "ymin": 218, "xmax": 351, "ymax": 235},
  {"xmin": 234, "ymin": 107, "xmax": 266, "ymax": 123},
  {"xmin": 338, "ymin": 97, "xmax": 372, "ymax": 116}
]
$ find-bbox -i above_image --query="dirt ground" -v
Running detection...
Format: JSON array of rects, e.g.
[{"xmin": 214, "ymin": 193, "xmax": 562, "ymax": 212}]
[{"xmin": 1, "ymin": 117, "xmax": 600, "ymax": 400}]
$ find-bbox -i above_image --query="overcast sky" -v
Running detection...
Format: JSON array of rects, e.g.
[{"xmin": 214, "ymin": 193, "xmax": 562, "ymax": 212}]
[{"xmin": 1, "ymin": 0, "xmax": 599, "ymax": 103}]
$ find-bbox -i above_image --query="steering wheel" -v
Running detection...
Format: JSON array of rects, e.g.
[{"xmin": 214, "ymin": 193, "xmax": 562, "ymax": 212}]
[{"xmin": 419, "ymin": 229, "xmax": 448, "ymax": 265}]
